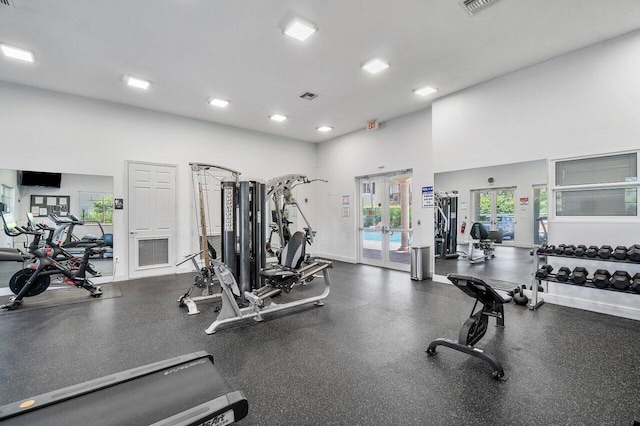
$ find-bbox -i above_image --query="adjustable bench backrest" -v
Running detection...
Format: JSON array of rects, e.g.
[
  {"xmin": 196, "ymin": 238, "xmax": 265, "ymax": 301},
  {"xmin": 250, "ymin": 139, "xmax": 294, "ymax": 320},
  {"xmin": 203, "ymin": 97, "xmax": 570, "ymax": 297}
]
[{"xmin": 447, "ymin": 274, "xmax": 509, "ymax": 306}]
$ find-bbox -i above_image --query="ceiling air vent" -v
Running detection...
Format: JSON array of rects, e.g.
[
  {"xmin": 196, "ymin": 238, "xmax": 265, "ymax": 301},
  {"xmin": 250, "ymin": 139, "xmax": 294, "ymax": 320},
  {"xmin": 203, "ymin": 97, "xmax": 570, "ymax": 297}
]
[
  {"xmin": 459, "ymin": 0, "xmax": 502, "ymax": 16},
  {"xmin": 299, "ymin": 91, "xmax": 318, "ymax": 101},
  {"xmin": 0, "ymin": 0, "xmax": 14, "ymax": 7}
]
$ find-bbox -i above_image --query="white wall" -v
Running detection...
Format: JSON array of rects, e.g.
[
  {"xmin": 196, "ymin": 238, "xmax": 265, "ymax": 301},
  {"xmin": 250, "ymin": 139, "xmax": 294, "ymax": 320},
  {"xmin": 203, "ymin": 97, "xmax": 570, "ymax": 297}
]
[
  {"xmin": 0, "ymin": 81, "xmax": 318, "ymax": 281},
  {"xmin": 316, "ymin": 108, "xmax": 433, "ymax": 271},
  {"xmin": 435, "ymin": 160, "xmax": 547, "ymax": 247},
  {"xmin": 433, "ymin": 29, "xmax": 640, "ymax": 173}
]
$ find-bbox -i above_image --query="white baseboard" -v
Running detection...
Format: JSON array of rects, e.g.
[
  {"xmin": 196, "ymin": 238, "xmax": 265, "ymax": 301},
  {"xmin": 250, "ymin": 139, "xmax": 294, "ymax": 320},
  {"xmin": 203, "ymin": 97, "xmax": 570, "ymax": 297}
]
[{"xmin": 532, "ymin": 291, "xmax": 640, "ymax": 321}]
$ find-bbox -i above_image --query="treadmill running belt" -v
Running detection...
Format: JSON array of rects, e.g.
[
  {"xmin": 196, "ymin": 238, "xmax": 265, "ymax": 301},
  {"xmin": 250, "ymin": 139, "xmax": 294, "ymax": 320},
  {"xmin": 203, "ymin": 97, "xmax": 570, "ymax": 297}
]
[{"xmin": 0, "ymin": 352, "xmax": 248, "ymax": 425}]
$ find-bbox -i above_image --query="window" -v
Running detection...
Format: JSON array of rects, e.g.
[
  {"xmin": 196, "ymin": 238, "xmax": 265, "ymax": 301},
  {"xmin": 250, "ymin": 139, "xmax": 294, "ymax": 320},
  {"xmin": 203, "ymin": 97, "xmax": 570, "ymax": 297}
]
[
  {"xmin": 552, "ymin": 152, "xmax": 639, "ymax": 218},
  {"xmin": 555, "ymin": 153, "xmax": 637, "ymax": 186},
  {"xmin": 362, "ymin": 182, "xmax": 376, "ymax": 194},
  {"xmin": 0, "ymin": 185, "xmax": 12, "ymax": 213},
  {"xmin": 78, "ymin": 192, "xmax": 113, "ymax": 223}
]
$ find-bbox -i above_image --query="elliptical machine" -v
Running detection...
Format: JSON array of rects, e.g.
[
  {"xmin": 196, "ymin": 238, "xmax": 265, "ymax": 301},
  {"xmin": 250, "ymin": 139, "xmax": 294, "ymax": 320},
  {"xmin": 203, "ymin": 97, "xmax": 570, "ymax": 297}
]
[{"xmin": 0, "ymin": 212, "xmax": 103, "ymax": 311}]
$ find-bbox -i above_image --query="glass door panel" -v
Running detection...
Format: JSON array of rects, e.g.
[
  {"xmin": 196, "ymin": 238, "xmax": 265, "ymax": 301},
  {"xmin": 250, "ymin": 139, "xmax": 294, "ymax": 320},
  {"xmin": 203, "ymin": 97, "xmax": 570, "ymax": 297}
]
[
  {"xmin": 495, "ymin": 189, "xmax": 515, "ymax": 241},
  {"xmin": 360, "ymin": 177, "xmax": 384, "ymax": 267},
  {"xmin": 387, "ymin": 175, "xmax": 412, "ymax": 268},
  {"xmin": 533, "ymin": 185, "xmax": 548, "ymax": 245},
  {"xmin": 472, "ymin": 191, "xmax": 492, "ymax": 229}
]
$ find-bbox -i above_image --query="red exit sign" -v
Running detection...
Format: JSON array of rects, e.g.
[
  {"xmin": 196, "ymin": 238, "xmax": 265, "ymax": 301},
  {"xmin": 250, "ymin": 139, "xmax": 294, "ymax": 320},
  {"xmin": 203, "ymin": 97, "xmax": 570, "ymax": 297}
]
[{"xmin": 367, "ymin": 120, "xmax": 378, "ymax": 131}]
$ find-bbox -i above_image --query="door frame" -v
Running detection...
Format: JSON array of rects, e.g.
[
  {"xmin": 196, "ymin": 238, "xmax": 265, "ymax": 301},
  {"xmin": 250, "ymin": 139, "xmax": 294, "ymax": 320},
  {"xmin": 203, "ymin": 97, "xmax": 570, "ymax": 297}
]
[{"xmin": 356, "ymin": 169, "xmax": 413, "ymax": 271}]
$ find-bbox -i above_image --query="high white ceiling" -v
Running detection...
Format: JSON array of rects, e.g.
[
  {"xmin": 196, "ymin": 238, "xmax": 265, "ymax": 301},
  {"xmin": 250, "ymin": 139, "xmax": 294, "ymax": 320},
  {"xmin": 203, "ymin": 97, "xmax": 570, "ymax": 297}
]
[{"xmin": 1, "ymin": 1, "xmax": 639, "ymax": 143}]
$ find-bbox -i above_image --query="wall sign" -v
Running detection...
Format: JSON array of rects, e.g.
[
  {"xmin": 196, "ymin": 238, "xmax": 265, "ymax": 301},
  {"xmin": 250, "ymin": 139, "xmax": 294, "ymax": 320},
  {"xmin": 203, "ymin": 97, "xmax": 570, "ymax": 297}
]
[{"xmin": 422, "ymin": 186, "xmax": 434, "ymax": 208}]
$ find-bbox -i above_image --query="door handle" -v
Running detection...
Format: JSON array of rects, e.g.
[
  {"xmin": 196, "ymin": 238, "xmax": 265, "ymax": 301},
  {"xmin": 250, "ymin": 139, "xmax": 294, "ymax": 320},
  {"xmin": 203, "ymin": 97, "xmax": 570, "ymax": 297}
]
[{"xmin": 130, "ymin": 231, "xmax": 138, "ymax": 235}]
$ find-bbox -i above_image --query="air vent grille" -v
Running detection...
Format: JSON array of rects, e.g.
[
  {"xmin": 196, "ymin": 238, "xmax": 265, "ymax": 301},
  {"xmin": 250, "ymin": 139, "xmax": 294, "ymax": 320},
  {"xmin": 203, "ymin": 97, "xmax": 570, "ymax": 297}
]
[
  {"xmin": 299, "ymin": 91, "xmax": 318, "ymax": 101},
  {"xmin": 459, "ymin": 0, "xmax": 502, "ymax": 16},
  {"xmin": 0, "ymin": 0, "xmax": 14, "ymax": 7}
]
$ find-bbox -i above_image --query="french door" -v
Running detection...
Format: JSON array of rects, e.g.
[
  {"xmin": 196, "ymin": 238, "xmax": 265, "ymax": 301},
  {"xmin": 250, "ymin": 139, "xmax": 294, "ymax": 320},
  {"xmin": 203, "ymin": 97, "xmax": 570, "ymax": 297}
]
[
  {"xmin": 471, "ymin": 187, "xmax": 516, "ymax": 242},
  {"xmin": 358, "ymin": 171, "xmax": 412, "ymax": 271}
]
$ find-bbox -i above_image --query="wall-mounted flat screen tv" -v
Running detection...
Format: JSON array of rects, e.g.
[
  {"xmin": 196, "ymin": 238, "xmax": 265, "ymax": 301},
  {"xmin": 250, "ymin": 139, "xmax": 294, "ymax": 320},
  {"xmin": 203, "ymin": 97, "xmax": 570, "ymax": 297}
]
[{"xmin": 18, "ymin": 170, "xmax": 62, "ymax": 188}]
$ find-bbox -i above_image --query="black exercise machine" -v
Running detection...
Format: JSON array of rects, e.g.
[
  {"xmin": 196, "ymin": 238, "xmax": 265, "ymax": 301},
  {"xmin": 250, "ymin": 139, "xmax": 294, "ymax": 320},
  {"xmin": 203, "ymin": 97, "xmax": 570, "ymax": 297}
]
[
  {"xmin": 0, "ymin": 212, "xmax": 103, "ymax": 311},
  {"xmin": 434, "ymin": 190, "xmax": 459, "ymax": 259},
  {"xmin": 426, "ymin": 274, "xmax": 512, "ymax": 379},
  {"xmin": 27, "ymin": 212, "xmax": 103, "ymax": 277},
  {"xmin": 0, "ymin": 351, "xmax": 248, "ymax": 425}
]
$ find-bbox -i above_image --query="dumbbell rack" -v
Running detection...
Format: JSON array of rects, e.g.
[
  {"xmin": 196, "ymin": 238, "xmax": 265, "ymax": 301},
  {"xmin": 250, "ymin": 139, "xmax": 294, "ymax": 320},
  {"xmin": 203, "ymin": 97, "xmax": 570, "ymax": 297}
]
[{"xmin": 532, "ymin": 248, "xmax": 640, "ymax": 296}]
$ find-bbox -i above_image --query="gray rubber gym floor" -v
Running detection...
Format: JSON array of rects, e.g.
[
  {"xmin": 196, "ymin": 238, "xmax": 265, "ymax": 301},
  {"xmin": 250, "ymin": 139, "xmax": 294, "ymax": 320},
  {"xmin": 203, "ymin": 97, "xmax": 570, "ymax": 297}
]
[{"xmin": 1, "ymin": 261, "xmax": 639, "ymax": 425}]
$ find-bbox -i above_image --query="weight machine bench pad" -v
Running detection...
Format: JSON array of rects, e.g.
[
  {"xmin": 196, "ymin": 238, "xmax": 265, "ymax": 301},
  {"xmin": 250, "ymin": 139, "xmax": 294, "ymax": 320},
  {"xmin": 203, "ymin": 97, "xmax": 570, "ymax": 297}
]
[{"xmin": 0, "ymin": 351, "xmax": 248, "ymax": 426}]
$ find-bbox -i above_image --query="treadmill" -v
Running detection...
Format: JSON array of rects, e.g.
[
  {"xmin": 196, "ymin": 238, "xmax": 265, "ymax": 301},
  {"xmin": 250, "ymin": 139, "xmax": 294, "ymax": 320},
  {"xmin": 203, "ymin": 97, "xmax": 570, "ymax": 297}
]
[{"xmin": 0, "ymin": 351, "xmax": 248, "ymax": 425}]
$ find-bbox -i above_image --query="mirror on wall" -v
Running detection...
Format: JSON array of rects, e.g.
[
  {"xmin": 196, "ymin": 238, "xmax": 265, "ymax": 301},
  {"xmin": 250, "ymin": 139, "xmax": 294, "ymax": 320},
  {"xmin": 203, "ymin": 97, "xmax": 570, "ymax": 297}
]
[
  {"xmin": 0, "ymin": 169, "xmax": 114, "ymax": 291},
  {"xmin": 433, "ymin": 160, "xmax": 548, "ymax": 283}
]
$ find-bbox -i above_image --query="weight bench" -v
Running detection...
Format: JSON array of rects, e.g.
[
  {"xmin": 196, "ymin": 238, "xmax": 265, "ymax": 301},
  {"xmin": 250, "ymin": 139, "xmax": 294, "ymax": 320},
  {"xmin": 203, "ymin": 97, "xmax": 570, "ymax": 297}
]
[
  {"xmin": 0, "ymin": 351, "xmax": 248, "ymax": 425},
  {"xmin": 426, "ymin": 274, "xmax": 512, "ymax": 379}
]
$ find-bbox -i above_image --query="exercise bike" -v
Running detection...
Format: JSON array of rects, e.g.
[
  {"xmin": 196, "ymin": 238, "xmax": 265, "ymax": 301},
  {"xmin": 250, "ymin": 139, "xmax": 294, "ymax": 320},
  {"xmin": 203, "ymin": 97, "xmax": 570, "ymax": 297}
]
[
  {"xmin": 26, "ymin": 212, "xmax": 103, "ymax": 277},
  {"xmin": 1, "ymin": 212, "xmax": 103, "ymax": 311}
]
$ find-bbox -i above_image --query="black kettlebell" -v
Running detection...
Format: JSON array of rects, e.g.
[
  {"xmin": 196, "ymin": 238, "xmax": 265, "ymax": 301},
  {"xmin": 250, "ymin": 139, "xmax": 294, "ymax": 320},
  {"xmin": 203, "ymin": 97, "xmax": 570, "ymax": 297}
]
[{"xmin": 513, "ymin": 286, "xmax": 529, "ymax": 306}]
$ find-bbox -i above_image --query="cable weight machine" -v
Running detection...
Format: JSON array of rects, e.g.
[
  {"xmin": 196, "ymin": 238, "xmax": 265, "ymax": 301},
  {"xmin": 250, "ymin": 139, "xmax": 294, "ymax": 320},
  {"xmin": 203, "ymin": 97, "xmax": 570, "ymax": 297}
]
[
  {"xmin": 434, "ymin": 190, "xmax": 460, "ymax": 259},
  {"xmin": 221, "ymin": 179, "xmax": 267, "ymax": 303},
  {"xmin": 177, "ymin": 163, "xmax": 240, "ymax": 315}
]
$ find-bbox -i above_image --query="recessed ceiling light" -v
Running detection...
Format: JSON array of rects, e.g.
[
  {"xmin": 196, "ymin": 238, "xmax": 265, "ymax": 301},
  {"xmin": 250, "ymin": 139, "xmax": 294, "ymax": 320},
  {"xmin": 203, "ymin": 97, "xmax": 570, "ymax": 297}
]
[
  {"xmin": 0, "ymin": 43, "xmax": 34, "ymax": 63},
  {"xmin": 414, "ymin": 85, "xmax": 438, "ymax": 96},
  {"xmin": 270, "ymin": 114, "xmax": 287, "ymax": 122},
  {"xmin": 125, "ymin": 76, "xmax": 150, "ymax": 90},
  {"xmin": 316, "ymin": 126, "xmax": 333, "ymax": 132},
  {"xmin": 283, "ymin": 19, "xmax": 317, "ymax": 42},
  {"xmin": 209, "ymin": 98, "xmax": 229, "ymax": 108},
  {"xmin": 361, "ymin": 58, "xmax": 389, "ymax": 74}
]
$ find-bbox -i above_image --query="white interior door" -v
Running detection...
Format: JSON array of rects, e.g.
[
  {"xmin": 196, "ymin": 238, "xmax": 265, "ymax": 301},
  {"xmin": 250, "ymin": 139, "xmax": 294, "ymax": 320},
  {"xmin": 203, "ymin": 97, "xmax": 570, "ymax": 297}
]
[{"xmin": 128, "ymin": 162, "xmax": 177, "ymax": 278}]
